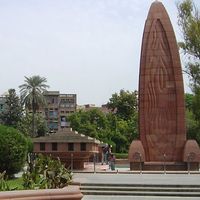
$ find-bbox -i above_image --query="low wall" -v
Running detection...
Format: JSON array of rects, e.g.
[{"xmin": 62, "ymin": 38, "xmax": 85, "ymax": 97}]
[
  {"xmin": 115, "ymin": 159, "xmax": 128, "ymax": 165},
  {"xmin": 0, "ymin": 186, "xmax": 83, "ymax": 200}
]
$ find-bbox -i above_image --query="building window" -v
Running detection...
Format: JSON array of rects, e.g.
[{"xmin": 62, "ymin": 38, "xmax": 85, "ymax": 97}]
[
  {"xmin": 40, "ymin": 143, "xmax": 45, "ymax": 151},
  {"xmin": 52, "ymin": 143, "xmax": 57, "ymax": 151},
  {"xmin": 49, "ymin": 121, "xmax": 58, "ymax": 130},
  {"xmin": 61, "ymin": 116, "xmax": 68, "ymax": 128},
  {"xmin": 49, "ymin": 110, "xmax": 58, "ymax": 118},
  {"xmin": 80, "ymin": 143, "xmax": 86, "ymax": 151},
  {"xmin": 68, "ymin": 143, "xmax": 74, "ymax": 151}
]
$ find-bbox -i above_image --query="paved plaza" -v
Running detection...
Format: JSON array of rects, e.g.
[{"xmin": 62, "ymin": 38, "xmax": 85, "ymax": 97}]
[
  {"xmin": 82, "ymin": 196, "xmax": 200, "ymax": 200},
  {"xmin": 73, "ymin": 173, "xmax": 200, "ymax": 186},
  {"xmin": 73, "ymin": 172, "xmax": 200, "ymax": 200}
]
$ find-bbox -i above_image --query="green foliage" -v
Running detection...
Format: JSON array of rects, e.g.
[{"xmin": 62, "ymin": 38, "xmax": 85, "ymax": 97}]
[
  {"xmin": 0, "ymin": 89, "xmax": 23, "ymax": 128},
  {"xmin": 185, "ymin": 94, "xmax": 200, "ymax": 144},
  {"xmin": 68, "ymin": 90, "xmax": 139, "ymax": 153},
  {"xmin": 0, "ymin": 125, "xmax": 28, "ymax": 176},
  {"xmin": 177, "ymin": 0, "xmax": 200, "ymax": 89},
  {"xmin": 19, "ymin": 76, "xmax": 49, "ymax": 112},
  {"xmin": 107, "ymin": 89, "xmax": 138, "ymax": 120},
  {"xmin": 107, "ymin": 90, "xmax": 138, "ymax": 152},
  {"xmin": 178, "ymin": 1, "xmax": 200, "ymax": 145},
  {"xmin": 177, "ymin": 0, "xmax": 200, "ymax": 59},
  {"xmin": 19, "ymin": 75, "xmax": 49, "ymax": 137},
  {"xmin": 26, "ymin": 137, "xmax": 34, "ymax": 153},
  {"xmin": 0, "ymin": 171, "xmax": 10, "ymax": 191},
  {"xmin": 23, "ymin": 154, "xmax": 72, "ymax": 189},
  {"xmin": 186, "ymin": 109, "xmax": 200, "ymax": 143},
  {"xmin": 69, "ymin": 108, "xmax": 109, "ymax": 140},
  {"xmin": 115, "ymin": 153, "xmax": 128, "ymax": 159},
  {"xmin": 191, "ymin": 88, "xmax": 200, "ymax": 123},
  {"xmin": 6, "ymin": 177, "xmax": 23, "ymax": 190},
  {"xmin": 17, "ymin": 113, "xmax": 48, "ymax": 137},
  {"xmin": 185, "ymin": 93, "xmax": 194, "ymax": 111}
]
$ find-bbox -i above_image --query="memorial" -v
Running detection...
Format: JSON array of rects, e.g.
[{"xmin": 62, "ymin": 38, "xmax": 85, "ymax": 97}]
[{"xmin": 129, "ymin": 0, "xmax": 200, "ymax": 171}]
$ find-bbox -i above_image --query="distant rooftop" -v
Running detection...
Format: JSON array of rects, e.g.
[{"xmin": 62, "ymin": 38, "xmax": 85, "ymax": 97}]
[
  {"xmin": 33, "ymin": 128, "xmax": 101, "ymax": 144},
  {"xmin": 44, "ymin": 91, "xmax": 60, "ymax": 95},
  {"xmin": 43, "ymin": 91, "xmax": 76, "ymax": 97}
]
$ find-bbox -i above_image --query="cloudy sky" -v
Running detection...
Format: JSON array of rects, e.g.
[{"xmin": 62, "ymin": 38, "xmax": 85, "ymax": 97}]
[{"xmin": 0, "ymin": 0, "xmax": 199, "ymax": 105}]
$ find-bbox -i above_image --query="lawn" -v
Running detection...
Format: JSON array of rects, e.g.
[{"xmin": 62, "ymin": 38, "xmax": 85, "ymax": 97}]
[
  {"xmin": 6, "ymin": 177, "xmax": 24, "ymax": 190},
  {"xmin": 115, "ymin": 153, "xmax": 128, "ymax": 159}
]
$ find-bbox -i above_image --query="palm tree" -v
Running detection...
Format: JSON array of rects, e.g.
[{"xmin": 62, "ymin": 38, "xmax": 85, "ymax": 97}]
[{"xmin": 19, "ymin": 75, "xmax": 49, "ymax": 137}]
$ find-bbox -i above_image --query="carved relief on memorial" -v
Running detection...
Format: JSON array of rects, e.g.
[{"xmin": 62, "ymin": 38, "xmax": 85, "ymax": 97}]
[
  {"xmin": 138, "ymin": 1, "xmax": 186, "ymax": 162},
  {"xmin": 143, "ymin": 19, "xmax": 176, "ymax": 161},
  {"xmin": 129, "ymin": 1, "xmax": 200, "ymax": 170}
]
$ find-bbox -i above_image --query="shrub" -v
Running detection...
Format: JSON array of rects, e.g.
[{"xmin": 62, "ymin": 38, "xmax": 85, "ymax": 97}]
[
  {"xmin": 0, "ymin": 171, "xmax": 10, "ymax": 191},
  {"xmin": 23, "ymin": 154, "xmax": 72, "ymax": 189},
  {"xmin": 115, "ymin": 153, "xmax": 128, "ymax": 159},
  {"xmin": 0, "ymin": 125, "xmax": 28, "ymax": 176},
  {"xmin": 26, "ymin": 137, "xmax": 33, "ymax": 153}
]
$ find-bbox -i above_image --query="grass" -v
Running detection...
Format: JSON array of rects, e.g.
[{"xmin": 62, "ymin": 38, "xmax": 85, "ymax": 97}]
[
  {"xmin": 115, "ymin": 153, "xmax": 128, "ymax": 159},
  {"xmin": 6, "ymin": 177, "xmax": 24, "ymax": 190}
]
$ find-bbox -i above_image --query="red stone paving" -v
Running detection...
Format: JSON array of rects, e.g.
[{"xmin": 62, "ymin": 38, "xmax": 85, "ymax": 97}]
[{"xmin": 83, "ymin": 162, "xmax": 109, "ymax": 172}]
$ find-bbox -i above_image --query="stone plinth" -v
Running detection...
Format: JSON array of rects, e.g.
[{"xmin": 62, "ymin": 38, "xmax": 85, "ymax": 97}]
[{"xmin": 0, "ymin": 186, "xmax": 83, "ymax": 200}]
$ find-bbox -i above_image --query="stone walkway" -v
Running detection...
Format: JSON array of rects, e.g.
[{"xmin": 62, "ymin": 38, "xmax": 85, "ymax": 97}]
[
  {"xmin": 82, "ymin": 195, "xmax": 200, "ymax": 200},
  {"xmin": 73, "ymin": 173, "xmax": 200, "ymax": 185},
  {"xmin": 74, "ymin": 162, "xmax": 199, "ymax": 174},
  {"xmin": 73, "ymin": 172, "xmax": 200, "ymax": 200}
]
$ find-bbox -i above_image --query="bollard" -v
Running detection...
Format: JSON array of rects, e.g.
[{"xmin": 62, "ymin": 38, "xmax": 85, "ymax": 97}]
[
  {"xmin": 139, "ymin": 153, "xmax": 142, "ymax": 174},
  {"xmin": 93, "ymin": 153, "xmax": 96, "ymax": 173},
  {"xmin": 187, "ymin": 153, "xmax": 191, "ymax": 174},
  {"xmin": 163, "ymin": 154, "xmax": 166, "ymax": 174},
  {"xmin": 71, "ymin": 153, "xmax": 73, "ymax": 172}
]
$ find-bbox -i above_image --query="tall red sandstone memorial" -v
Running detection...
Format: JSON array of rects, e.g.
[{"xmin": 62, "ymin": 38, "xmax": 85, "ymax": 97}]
[{"xmin": 129, "ymin": 1, "xmax": 200, "ymax": 170}]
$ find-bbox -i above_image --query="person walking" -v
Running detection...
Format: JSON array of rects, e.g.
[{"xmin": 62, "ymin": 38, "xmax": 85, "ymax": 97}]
[{"xmin": 110, "ymin": 154, "xmax": 116, "ymax": 170}]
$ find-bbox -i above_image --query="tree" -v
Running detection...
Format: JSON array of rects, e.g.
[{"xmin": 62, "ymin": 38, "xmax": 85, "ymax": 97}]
[
  {"xmin": 68, "ymin": 89, "xmax": 139, "ymax": 153},
  {"xmin": 0, "ymin": 89, "xmax": 23, "ymax": 127},
  {"xmin": 19, "ymin": 75, "xmax": 49, "ymax": 137},
  {"xmin": 0, "ymin": 125, "xmax": 28, "ymax": 176},
  {"xmin": 177, "ymin": 0, "xmax": 200, "ymax": 89},
  {"xmin": 107, "ymin": 89, "xmax": 138, "ymax": 120},
  {"xmin": 185, "ymin": 93, "xmax": 194, "ymax": 111},
  {"xmin": 17, "ymin": 113, "xmax": 48, "ymax": 137},
  {"xmin": 68, "ymin": 108, "xmax": 109, "ymax": 140},
  {"xmin": 177, "ymin": 0, "xmax": 200, "ymax": 144}
]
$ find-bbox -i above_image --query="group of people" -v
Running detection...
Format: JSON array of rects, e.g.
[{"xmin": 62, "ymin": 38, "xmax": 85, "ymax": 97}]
[{"xmin": 101, "ymin": 144, "xmax": 115, "ymax": 170}]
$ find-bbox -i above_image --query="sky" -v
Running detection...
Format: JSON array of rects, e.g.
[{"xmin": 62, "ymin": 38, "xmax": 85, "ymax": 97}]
[{"xmin": 0, "ymin": 0, "xmax": 200, "ymax": 106}]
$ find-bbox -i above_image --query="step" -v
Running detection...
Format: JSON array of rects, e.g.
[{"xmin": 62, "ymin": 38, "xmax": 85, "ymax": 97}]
[
  {"xmin": 80, "ymin": 185, "xmax": 200, "ymax": 192},
  {"xmin": 80, "ymin": 183, "xmax": 200, "ymax": 188},
  {"xmin": 81, "ymin": 190, "xmax": 200, "ymax": 197}
]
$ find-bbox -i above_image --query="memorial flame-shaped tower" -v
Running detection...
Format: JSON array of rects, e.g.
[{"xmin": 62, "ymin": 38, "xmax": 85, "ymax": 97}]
[{"xmin": 129, "ymin": 1, "xmax": 200, "ymax": 170}]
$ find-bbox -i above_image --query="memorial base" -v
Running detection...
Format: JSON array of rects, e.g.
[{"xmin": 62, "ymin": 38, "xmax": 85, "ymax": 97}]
[{"xmin": 130, "ymin": 162, "xmax": 199, "ymax": 171}]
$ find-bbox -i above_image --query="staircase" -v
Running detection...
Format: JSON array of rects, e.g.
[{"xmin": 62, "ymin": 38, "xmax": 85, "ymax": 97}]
[{"xmin": 80, "ymin": 183, "xmax": 200, "ymax": 197}]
